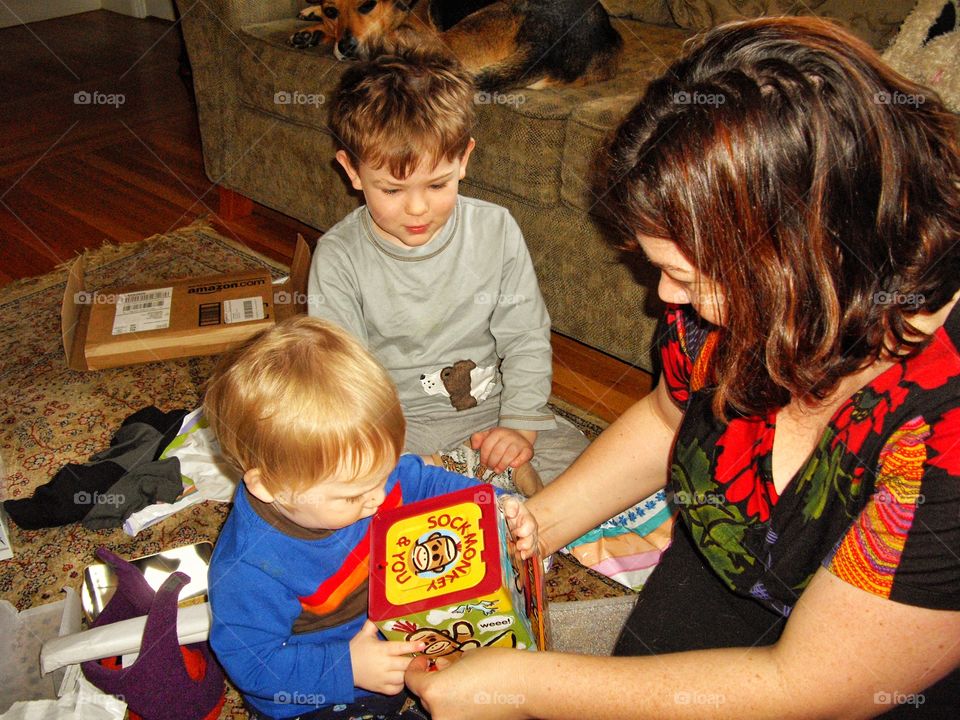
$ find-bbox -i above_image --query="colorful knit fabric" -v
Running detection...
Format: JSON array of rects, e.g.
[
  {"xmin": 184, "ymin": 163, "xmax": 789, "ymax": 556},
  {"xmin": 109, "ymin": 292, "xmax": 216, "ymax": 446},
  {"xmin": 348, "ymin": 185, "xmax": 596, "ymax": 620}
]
[{"xmin": 827, "ymin": 416, "xmax": 928, "ymax": 597}]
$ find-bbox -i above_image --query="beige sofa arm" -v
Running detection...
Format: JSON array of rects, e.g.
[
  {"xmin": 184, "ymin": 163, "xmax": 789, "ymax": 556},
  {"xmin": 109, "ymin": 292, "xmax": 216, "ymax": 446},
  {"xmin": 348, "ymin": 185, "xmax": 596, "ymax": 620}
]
[{"xmin": 174, "ymin": 0, "xmax": 300, "ymax": 183}]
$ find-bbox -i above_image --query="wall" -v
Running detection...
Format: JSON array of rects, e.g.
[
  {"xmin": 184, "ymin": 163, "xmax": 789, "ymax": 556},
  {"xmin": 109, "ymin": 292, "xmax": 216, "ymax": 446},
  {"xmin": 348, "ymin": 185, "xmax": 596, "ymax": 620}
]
[{"xmin": 0, "ymin": 0, "xmax": 175, "ymax": 28}]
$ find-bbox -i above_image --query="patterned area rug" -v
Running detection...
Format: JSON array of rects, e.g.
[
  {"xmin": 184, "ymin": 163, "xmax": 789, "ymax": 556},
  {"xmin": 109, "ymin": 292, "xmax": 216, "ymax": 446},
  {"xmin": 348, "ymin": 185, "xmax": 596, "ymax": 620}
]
[{"xmin": 0, "ymin": 220, "xmax": 629, "ymax": 716}]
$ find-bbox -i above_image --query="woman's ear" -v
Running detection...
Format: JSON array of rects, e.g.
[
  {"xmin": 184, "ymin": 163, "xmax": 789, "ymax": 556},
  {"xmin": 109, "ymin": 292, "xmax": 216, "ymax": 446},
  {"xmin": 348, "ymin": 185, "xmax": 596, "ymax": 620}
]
[{"xmin": 242, "ymin": 468, "xmax": 275, "ymax": 504}]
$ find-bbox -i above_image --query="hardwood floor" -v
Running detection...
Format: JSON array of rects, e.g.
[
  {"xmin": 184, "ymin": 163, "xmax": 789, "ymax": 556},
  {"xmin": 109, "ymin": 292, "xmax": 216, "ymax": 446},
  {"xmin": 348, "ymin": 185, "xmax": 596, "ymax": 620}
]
[
  {"xmin": 0, "ymin": 10, "xmax": 315, "ymax": 286},
  {"xmin": 0, "ymin": 10, "xmax": 651, "ymax": 421}
]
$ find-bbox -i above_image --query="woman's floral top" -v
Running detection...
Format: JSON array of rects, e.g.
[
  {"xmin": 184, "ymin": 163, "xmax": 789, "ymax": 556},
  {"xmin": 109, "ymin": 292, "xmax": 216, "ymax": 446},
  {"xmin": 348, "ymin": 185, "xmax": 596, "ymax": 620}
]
[{"xmin": 664, "ymin": 305, "xmax": 960, "ymax": 616}]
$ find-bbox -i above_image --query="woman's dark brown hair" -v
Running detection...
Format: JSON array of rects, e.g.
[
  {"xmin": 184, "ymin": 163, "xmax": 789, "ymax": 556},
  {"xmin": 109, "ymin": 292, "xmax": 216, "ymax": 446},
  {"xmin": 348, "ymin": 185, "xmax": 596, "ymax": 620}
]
[{"xmin": 607, "ymin": 16, "xmax": 960, "ymax": 418}]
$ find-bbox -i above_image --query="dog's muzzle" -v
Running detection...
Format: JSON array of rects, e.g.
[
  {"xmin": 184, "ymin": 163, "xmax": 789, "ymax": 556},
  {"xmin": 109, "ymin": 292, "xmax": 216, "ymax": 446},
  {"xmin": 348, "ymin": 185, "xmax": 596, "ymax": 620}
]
[{"xmin": 335, "ymin": 34, "xmax": 360, "ymax": 60}]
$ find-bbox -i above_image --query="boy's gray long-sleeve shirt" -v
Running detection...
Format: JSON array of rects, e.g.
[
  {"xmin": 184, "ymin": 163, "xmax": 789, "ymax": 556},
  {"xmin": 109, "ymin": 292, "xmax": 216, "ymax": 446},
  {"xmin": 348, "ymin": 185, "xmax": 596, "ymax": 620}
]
[{"xmin": 308, "ymin": 196, "xmax": 556, "ymax": 432}]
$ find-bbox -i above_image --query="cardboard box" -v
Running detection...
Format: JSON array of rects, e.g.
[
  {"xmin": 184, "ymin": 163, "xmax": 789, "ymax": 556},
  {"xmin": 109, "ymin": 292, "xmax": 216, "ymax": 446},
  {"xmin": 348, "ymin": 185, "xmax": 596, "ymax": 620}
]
[
  {"xmin": 62, "ymin": 235, "xmax": 311, "ymax": 370},
  {"xmin": 369, "ymin": 484, "xmax": 548, "ymax": 660}
]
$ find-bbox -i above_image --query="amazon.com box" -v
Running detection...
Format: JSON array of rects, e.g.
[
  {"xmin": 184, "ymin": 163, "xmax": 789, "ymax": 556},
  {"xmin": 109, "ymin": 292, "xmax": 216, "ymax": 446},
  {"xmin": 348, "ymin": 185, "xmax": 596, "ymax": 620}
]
[
  {"xmin": 62, "ymin": 235, "xmax": 312, "ymax": 370},
  {"xmin": 369, "ymin": 484, "xmax": 548, "ymax": 661}
]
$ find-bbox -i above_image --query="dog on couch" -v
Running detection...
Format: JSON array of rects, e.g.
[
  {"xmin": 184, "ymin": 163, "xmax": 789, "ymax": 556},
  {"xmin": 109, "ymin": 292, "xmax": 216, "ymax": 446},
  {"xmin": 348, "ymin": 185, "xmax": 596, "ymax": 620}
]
[{"xmin": 289, "ymin": 0, "xmax": 623, "ymax": 90}]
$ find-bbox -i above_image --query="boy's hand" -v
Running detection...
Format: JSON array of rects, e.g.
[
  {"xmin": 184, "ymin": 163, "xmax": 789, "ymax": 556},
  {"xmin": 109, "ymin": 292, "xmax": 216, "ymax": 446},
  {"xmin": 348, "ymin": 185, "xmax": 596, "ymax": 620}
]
[
  {"xmin": 470, "ymin": 427, "xmax": 536, "ymax": 473},
  {"xmin": 349, "ymin": 620, "xmax": 425, "ymax": 695},
  {"xmin": 500, "ymin": 495, "xmax": 539, "ymax": 560}
]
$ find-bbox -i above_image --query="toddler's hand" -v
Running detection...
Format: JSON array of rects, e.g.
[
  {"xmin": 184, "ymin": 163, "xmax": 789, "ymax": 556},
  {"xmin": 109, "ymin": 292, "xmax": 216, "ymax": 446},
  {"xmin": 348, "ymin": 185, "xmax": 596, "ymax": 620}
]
[
  {"xmin": 470, "ymin": 427, "xmax": 535, "ymax": 473},
  {"xmin": 499, "ymin": 495, "xmax": 539, "ymax": 560},
  {"xmin": 349, "ymin": 620, "xmax": 424, "ymax": 695}
]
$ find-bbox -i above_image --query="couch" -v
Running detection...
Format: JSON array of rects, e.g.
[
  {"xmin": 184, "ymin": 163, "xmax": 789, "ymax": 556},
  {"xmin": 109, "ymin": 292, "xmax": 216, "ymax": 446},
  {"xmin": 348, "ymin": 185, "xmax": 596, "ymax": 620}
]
[{"xmin": 174, "ymin": 0, "xmax": 917, "ymax": 372}]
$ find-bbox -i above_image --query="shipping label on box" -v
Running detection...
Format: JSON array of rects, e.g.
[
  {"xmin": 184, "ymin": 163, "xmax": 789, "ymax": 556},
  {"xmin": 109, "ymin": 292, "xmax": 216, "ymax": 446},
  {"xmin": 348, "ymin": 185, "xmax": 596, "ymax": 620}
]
[{"xmin": 369, "ymin": 484, "xmax": 547, "ymax": 661}]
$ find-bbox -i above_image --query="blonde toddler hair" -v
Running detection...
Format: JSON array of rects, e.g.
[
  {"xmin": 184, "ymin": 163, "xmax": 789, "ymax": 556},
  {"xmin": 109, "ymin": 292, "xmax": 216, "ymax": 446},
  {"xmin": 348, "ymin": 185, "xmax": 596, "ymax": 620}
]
[{"xmin": 203, "ymin": 316, "xmax": 405, "ymax": 493}]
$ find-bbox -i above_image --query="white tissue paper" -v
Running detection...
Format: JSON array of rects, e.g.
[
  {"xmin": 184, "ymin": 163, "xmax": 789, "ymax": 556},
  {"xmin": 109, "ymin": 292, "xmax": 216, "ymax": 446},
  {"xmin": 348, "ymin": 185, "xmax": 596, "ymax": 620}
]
[
  {"xmin": 40, "ymin": 602, "xmax": 213, "ymax": 675},
  {"xmin": 166, "ymin": 411, "xmax": 237, "ymax": 502},
  {"xmin": 0, "ymin": 676, "xmax": 126, "ymax": 720},
  {"xmin": 0, "ymin": 588, "xmax": 125, "ymax": 719},
  {"xmin": 0, "ymin": 504, "xmax": 13, "ymax": 560}
]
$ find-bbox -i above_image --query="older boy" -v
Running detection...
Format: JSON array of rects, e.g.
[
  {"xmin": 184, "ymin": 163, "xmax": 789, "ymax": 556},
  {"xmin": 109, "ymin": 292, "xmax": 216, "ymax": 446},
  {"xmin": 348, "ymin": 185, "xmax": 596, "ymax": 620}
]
[
  {"xmin": 204, "ymin": 317, "xmax": 536, "ymax": 720},
  {"xmin": 308, "ymin": 51, "xmax": 589, "ymax": 488}
]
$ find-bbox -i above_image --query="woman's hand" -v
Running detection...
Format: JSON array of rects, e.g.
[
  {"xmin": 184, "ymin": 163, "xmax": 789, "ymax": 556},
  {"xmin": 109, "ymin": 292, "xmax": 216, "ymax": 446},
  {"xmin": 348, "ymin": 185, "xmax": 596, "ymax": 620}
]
[
  {"xmin": 405, "ymin": 649, "xmax": 532, "ymax": 720},
  {"xmin": 499, "ymin": 494, "xmax": 540, "ymax": 559}
]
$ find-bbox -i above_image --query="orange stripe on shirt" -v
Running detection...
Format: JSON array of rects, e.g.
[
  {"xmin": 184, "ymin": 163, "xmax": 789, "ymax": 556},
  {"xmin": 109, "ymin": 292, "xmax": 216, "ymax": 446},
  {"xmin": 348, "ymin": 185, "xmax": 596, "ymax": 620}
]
[
  {"xmin": 298, "ymin": 483, "xmax": 403, "ymax": 613},
  {"xmin": 301, "ymin": 558, "xmax": 370, "ymax": 615}
]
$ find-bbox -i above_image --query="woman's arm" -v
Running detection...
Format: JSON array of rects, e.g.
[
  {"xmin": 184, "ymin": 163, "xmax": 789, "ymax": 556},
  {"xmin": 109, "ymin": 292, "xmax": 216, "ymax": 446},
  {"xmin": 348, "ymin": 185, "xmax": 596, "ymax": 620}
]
[
  {"xmin": 528, "ymin": 380, "xmax": 683, "ymax": 556},
  {"xmin": 406, "ymin": 566, "xmax": 960, "ymax": 719}
]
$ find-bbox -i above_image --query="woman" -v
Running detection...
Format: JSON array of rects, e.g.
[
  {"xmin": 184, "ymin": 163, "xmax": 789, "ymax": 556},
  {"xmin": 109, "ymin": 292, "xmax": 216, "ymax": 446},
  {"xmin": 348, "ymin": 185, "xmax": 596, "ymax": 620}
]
[{"xmin": 405, "ymin": 15, "xmax": 960, "ymax": 719}]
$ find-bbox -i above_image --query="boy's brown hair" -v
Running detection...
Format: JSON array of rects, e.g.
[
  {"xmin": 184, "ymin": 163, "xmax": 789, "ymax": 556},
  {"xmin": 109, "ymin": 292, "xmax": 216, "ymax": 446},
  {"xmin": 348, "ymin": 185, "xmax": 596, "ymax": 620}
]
[
  {"xmin": 203, "ymin": 316, "xmax": 406, "ymax": 493},
  {"xmin": 329, "ymin": 49, "xmax": 475, "ymax": 179}
]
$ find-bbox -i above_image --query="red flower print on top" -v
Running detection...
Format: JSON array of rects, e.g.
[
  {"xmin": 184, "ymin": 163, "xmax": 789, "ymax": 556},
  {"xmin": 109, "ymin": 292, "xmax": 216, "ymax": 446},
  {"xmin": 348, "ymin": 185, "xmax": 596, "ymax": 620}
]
[
  {"xmin": 661, "ymin": 306, "xmax": 693, "ymax": 407},
  {"xmin": 901, "ymin": 332, "xmax": 960, "ymax": 391},
  {"xmin": 714, "ymin": 414, "xmax": 777, "ymax": 522},
  {"xmin": 831, "ymin": 386, "xmax": 897, "ymax": 458},
  {"xmin": 926, "ymin": 407, "xmax": 960, "ymax": 477},
  {"xmin": 661, "ymin": 337, "xmax": 691, "ymax": 407},
  {"xmin": 830, "ymin": 332, "xmax": 960, "ymax": 458}
]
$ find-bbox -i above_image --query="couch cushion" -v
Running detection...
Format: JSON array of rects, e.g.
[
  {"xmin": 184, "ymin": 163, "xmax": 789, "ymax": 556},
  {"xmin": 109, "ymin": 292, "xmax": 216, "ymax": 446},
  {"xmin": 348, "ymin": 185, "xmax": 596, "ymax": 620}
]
[
  {"xmin": 821, "ymin": 0, "xmax": 921, "ymax": 49},
  {"xmin": 236, "ymin": 18, "xmax": 570, "ymax": 206},
  {"xmin": 235, "ymin": 16, "xmax": 689, "ymax": 208},
  {"xmin": 561, "ymin": 95, "xmax": 639, "ymax": 214},
  {"xmin": 667, "ymin": 0, "xmax": 826, "ymax": 29},
  {"xmin": 559, "ymin": 21, "xmax": 691, "ymax": 213},
  {"xmin": 666, "ymin": 0, "xmax": 916, "ymax": 49},
  {"xmin": 603, "ymin": 0, "xmax": 675, "ymax": 25},
  {"xmin": 470, "ymin": 18, "xmax": 690, "ymax": 208}
]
